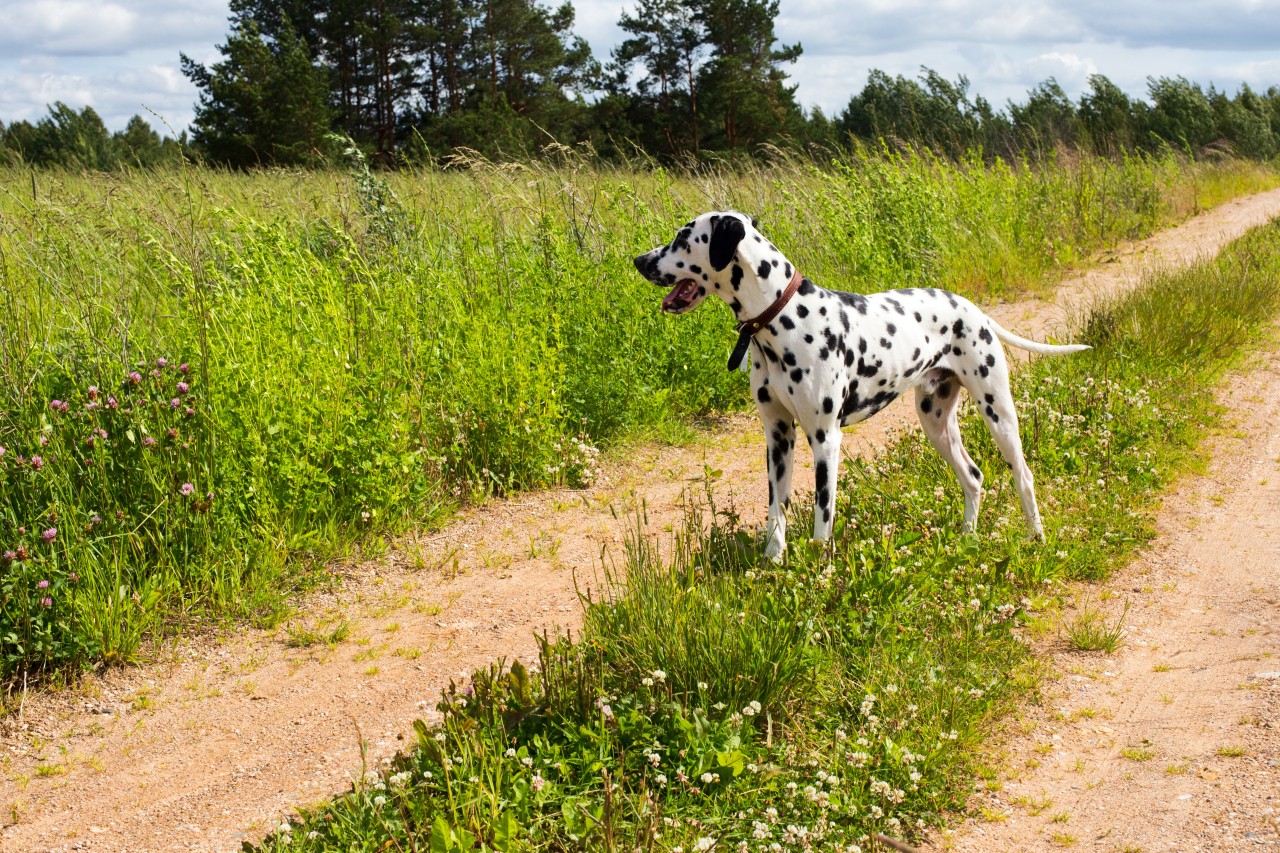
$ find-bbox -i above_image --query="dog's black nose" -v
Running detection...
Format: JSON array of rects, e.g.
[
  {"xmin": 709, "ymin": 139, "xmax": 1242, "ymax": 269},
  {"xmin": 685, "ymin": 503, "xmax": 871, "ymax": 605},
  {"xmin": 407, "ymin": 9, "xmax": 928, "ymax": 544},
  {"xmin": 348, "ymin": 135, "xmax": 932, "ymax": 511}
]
[{"xmin": 633, "ymin": 254, "xmax": 648, "ymax": 276}]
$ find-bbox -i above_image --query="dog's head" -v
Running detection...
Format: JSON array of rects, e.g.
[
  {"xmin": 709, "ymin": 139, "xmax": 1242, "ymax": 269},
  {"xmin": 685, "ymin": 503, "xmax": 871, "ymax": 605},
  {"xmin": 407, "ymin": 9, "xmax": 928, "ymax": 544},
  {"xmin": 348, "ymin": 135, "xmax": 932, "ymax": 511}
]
[{"xmin": 632, "ymin": 211, "xmax": 759, "ymax": 314}]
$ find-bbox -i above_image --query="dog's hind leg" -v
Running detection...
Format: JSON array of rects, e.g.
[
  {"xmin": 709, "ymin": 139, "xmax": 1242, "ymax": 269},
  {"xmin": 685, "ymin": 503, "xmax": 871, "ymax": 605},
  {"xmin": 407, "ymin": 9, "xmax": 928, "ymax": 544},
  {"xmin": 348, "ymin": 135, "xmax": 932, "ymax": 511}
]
[
  {"xmin": 978, "ymin": 390, "xmax": 1044, "ymax": 539},
  {"xmin": 806, "ymin": 420, "xmax": 843, "ymax": 543},
  {"xmin": 914, "ymin": 374, "xmax": 984, "ymax": 532},
  {"xmin": 759, "ymin": 401, "xmax": 797, "ymax": 561}
]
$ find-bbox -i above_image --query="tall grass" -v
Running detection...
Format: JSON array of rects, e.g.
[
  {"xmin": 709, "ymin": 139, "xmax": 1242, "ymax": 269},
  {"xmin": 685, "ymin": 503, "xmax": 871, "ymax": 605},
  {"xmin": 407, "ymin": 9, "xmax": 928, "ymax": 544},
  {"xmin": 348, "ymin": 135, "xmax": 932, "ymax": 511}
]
[
  {"xmin": 246, "ymin": 218, "xmax": 1280, "ymax": 852},
  {"xmin": 0, "ymin": 151, "xmax": 1275, "ymax": 677}
]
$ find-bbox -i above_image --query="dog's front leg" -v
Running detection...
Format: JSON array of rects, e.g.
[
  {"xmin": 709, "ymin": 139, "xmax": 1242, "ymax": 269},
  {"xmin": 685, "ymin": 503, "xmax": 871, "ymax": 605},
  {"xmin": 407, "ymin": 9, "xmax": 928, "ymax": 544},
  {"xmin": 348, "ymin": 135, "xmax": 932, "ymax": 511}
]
[
  {"xmin": 759, "ymin": 403, "xmax": 797, "ymax": 561},
  {"xmin": 806, "ymin": 421, "xmax": 843, "ymax": 543}
]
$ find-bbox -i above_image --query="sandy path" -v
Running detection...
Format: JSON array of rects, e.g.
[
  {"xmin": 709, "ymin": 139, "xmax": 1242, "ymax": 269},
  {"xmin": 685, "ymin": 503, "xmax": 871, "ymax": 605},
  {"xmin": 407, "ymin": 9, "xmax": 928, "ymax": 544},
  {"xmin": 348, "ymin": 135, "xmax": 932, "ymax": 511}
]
[
  {"xmin": 929, "ymin": 345, "xmax": 1280, "ymax": 852},
  {"xmin": 4, "ymin": 189, "xmax": 1280, "ymax": 853}
]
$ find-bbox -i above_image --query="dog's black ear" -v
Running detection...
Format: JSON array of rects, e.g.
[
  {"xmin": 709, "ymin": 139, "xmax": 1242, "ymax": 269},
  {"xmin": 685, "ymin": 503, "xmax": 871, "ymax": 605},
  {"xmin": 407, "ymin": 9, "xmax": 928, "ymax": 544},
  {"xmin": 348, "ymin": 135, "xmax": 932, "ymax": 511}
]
[{"xmin": 709, "ymin": 215, "xmax": 746, "ymax": 272}]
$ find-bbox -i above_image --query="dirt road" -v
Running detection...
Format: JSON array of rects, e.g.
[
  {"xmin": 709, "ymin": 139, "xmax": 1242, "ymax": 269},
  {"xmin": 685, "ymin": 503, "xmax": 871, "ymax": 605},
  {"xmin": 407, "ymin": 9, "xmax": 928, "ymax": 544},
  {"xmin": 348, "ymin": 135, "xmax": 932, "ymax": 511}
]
[{"xmin": 4, "ymin": 189, "xmax": 1280, "ymax": 852}]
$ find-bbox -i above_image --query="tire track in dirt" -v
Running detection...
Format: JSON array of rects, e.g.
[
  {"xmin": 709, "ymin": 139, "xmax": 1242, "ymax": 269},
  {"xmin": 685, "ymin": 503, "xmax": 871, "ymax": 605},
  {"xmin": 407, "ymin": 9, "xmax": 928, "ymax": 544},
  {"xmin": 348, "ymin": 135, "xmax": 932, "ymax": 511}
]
[{"xmin": 4, "ymin": 189, "xmax": 1280, "ymax": 853}]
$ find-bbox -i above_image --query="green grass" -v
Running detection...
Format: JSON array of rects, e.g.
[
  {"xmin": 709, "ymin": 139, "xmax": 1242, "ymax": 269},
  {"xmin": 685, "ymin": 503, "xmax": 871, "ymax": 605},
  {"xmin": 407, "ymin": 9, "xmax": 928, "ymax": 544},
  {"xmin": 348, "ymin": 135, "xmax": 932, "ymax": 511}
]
[
  {"xmin": 1063, "ymin": 599, "xmax": 1128, "ymax": 653},
  {"xmin": 242, "ymin": 219, "xmax": 1280, "ymax": 849},
  {"xmin": 0, "ymin": 151, "xmax": 1275, "ymax": 679}
]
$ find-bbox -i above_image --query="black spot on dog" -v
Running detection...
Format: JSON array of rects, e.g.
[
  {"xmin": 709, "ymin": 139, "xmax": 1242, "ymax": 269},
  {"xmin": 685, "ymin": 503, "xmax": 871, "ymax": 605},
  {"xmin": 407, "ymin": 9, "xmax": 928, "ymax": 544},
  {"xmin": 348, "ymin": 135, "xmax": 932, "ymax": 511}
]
[
  {"xmin": 986, "ymin": 353, "xmax": 996, "ymax": 367},
  {"xmin": 796, "ymin": 304, "xmax": 809, "ymax": 318},
  {"xmin": 783, "ymin": 351, "xmax": 797, "ymax": 367},
  {"xmin": 985, "ymin": 405, "xmax": 999, "ymax": 422},
  {"xmin": 914, "ymin": 311, "xmax": 922, "ymax": 322},
  {"xmin": 886, "ymin": 323, "xmax": 896, "ymax": 336},
  {"xmin": 790, "ymin": 368, "xmax": 803, "ymax": 383},
  {"xmin": 978, "ymin": 326, "xmax": 993, "ymax": 344},
  {"xmin": 844, "ymin": 350, "xmax": 855, "ymax": 367},
  {"xmin": 757, "ymin": 386, "xmax": 771, "ymax": 403},
  {"xmin": 836, "ymin": 292, "xmax": 868, "ymax": 315},
  {"xmin": 757, "ymin": 260, "xmax": 771, "ymax": 279},
  {"xmin": 858, "ymin": 338, "xmax": 868, "ymax": 354},
  {"xmin": 798, "ymin": 281, "xmax": 816, "ymax": 296},
  {"xmin": 856, "ymin": 357, "xmax": 879, "ymax": 378},
  {"xmin": 730, "ymin": 298, "xmax": 742, "ymax": 313},
  {"xmin": 952, "ymin": 319, "xmax": 965, "ymax": 338},
  {"xmin": 879, "ymin": 337, "xmax": 892, "ymax": 349},
  {"xmin": 979, "ymin": 364, "xmax": 989, "ymax": 378},
  {"xmin": 937, "ymin": 381, "xmax": 953, "ymax": 399},
  {"xmin": 804, "ymin": 334, "xmax": 814, "ymax": 344},
  {"xmin": 780, "ymin": 315, "xmax": 796, "ymax": 330},
  {"xmin": 731, "ymin": 264, "xmax": 744, "ymax": 290},
  {"xmin": 911, "ymin": 348, "xmax": 921, "ymax": 360},
  {"xmin": 969, "ymin": 465, "xmax": 982, "ymax": 481},
  {"xmin": 688, "ymin": 264, "xmax": 702, "ymax": 274},
  {"xmin": 920, "ymin": 396, "xmax": 933, "ymax": 414},
  {"xmin": 815, "ymin": 429, "xmax": 826, "ymax": 444},
  {"xmin": 984, "ymin": 393, "xmax": 994, "ymax": 404},
  {"xmin": 822, "ymin": 397, "xmax": 834, "ymax": 414}
]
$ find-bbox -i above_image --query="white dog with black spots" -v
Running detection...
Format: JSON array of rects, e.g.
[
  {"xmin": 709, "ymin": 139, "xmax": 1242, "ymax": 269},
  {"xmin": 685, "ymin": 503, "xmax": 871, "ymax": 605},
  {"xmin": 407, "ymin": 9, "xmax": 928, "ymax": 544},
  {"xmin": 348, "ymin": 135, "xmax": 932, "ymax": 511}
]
[{"xmin": 633, "ymin": 210, "xmax": 1089, "ymax": 560}]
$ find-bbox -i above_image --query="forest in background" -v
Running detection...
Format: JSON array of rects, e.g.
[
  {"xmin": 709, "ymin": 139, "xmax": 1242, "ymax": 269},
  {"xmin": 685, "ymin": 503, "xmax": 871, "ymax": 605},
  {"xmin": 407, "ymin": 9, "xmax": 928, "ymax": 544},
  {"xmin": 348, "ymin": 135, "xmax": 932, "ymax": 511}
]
[{"xmin": 2, "ymin": 0, "xmax": 1280, "ymax": 168}]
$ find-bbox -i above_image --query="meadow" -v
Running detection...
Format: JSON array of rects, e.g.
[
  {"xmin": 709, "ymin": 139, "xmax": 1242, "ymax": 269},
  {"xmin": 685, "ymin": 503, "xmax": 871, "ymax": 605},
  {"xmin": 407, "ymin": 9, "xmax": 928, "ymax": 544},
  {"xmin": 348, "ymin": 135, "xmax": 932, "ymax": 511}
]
[
  {"xmin": 0, "ymin": 147, "xmax": 1275, "ymax": 680},
  {"xmin": 248, "ymin": 215, "xmax": 1280, "ymax": 852}
]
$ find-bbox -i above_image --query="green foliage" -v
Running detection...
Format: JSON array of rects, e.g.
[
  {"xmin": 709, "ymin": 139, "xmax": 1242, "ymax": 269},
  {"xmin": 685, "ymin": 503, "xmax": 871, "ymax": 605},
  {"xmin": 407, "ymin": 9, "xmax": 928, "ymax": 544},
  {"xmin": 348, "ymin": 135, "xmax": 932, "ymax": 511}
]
[
  {"xmin": 247, "ymin": 218, "xmax": 1280, "ymax": 853},
  {"xmin": 0, "ymin": 104, "xmax": 185, "ymax": 170},
  {"xmin": 0, "ymin": 153, "xmax": 1273, "ymax": 681},
  {"xmin": 181, "ymin": 18, "xmax": 332, "ymax": 166}
]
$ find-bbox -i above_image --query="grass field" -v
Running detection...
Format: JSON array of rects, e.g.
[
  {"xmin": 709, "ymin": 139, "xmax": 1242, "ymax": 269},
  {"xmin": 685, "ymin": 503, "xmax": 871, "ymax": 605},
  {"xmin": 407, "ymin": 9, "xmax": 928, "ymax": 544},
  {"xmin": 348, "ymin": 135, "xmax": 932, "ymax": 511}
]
[
  {"xmin": 0, "ymin": 149, "xmax": 1275, "ymax": 680},
  {"xmin": 246, "ymin": 218, "xmax": 1280, "ymax": 852}
]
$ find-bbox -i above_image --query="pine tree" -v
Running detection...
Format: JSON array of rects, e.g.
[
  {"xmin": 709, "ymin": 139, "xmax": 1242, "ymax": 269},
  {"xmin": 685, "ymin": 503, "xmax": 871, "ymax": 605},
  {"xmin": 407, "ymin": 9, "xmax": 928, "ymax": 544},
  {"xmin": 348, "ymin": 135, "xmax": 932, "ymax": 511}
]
[
  {"xmin": 181, "ymin": 19, "xmax": 332, "ymax": 165},
  {"xmin": 692, "ymin": 0, "xmax": 801, "ymax": 150}
]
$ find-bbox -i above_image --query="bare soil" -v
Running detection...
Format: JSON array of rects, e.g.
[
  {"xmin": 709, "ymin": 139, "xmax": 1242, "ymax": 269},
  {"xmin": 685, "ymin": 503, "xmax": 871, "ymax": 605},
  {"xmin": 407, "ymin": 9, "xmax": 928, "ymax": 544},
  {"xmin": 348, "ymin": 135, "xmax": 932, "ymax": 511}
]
[{"xmin": 4, "ymin": 189, "xmax": 1280, "ymax": 853}]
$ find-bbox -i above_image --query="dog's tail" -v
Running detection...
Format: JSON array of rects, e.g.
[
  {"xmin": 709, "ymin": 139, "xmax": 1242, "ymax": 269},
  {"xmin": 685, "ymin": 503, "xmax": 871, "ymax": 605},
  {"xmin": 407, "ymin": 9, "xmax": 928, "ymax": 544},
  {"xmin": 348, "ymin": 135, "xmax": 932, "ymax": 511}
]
[{"xmin": 989, "ymin": 319, "xmax": 1091, "ymax": 356}]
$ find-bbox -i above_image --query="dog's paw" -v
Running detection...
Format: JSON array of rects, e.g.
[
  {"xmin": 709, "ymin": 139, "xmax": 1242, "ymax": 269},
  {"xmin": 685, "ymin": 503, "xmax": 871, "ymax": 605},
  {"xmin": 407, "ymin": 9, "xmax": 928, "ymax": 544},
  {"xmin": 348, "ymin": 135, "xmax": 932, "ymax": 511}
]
[{"xmin": 763, "ymin": 538, "xmax": 787, "ymax": 563}]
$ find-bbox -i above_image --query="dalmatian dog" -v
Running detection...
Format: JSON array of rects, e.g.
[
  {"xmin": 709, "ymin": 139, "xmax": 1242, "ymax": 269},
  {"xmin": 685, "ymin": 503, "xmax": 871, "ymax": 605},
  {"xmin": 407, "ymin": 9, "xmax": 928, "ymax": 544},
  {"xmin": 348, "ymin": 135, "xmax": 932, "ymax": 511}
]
[{"xmin": 633, "ymin": 211, "xmax": 1089, "ymax": 560}]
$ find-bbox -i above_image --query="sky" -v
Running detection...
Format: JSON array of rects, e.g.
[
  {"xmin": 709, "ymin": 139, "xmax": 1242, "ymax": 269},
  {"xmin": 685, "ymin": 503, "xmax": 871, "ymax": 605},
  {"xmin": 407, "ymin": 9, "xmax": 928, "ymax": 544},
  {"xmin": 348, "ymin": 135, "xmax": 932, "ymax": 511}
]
[{"xmin": 2, "ymin": 0, "xmax": 1279, "ymax": 134}]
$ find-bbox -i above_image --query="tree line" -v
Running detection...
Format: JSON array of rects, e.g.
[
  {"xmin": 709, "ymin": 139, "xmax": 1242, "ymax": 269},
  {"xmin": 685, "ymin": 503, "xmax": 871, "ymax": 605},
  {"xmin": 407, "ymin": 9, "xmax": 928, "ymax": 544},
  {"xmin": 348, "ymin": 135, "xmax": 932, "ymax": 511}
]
[{"xmin": 2, "ymin": 0, "xmax": 1280, "ymax": 168}]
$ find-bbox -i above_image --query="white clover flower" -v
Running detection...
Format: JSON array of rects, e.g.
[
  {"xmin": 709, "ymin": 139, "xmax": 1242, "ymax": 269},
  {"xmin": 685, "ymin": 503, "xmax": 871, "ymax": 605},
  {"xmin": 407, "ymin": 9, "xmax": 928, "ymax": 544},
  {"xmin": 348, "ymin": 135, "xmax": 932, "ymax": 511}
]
[
  {"xmin": 652, "ymin": 670, "xmax": 666, "ymax": 682},
  {"xmin": 694, "ymin": 837, "xmax": 717, "ymax": 851},
  {"xmin": 642, "ymin": 677, "xmax": 654, "ymax": 687},
  {"xmin": 373, "ymin": 795, "xmax": 387, "ymax": 806}
]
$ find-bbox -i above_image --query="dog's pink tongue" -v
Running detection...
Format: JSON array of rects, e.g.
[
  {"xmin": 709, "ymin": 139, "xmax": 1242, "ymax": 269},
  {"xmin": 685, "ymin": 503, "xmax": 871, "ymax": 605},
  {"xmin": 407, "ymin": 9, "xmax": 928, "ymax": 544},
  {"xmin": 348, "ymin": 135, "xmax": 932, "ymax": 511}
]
[{"xmin": 662, "ymin": 279, "xmax": 697, "ymax": 312}]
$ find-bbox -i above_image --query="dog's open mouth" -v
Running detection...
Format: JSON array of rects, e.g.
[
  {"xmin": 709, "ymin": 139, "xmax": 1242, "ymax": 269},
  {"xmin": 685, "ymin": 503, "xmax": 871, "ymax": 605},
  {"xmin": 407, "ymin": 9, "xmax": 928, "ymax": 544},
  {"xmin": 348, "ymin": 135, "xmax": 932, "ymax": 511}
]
[{"xmin": 662, "ymin": 278, "xmax": 701, "ymax": 313}]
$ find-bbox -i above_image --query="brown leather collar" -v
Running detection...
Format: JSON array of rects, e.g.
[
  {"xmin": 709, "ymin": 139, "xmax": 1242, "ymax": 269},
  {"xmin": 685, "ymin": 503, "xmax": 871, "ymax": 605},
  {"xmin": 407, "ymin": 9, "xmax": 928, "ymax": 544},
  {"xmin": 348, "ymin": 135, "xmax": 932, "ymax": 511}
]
[{"xmin": 727, "ymin": 267, "xmax": 803, "ymax": 371}]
